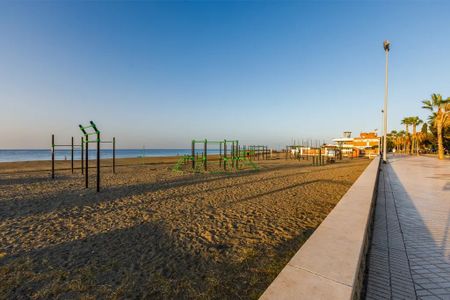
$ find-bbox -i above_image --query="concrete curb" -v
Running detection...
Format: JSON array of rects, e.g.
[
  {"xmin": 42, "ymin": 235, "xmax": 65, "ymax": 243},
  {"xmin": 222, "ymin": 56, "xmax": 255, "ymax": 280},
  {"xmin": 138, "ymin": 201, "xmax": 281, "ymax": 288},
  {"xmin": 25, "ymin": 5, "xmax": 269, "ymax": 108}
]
[{"xmin": 260, "ymin": 157, "xmax": 381, "ymax": 300}]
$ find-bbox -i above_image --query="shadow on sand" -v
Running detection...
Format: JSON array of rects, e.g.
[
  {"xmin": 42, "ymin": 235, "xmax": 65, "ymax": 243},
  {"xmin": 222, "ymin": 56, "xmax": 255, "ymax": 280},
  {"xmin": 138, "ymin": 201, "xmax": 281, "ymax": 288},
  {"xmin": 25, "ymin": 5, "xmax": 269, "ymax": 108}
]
[{"xmin": 0, "ymin": 218, "xmax": 315, "ymax": 299}]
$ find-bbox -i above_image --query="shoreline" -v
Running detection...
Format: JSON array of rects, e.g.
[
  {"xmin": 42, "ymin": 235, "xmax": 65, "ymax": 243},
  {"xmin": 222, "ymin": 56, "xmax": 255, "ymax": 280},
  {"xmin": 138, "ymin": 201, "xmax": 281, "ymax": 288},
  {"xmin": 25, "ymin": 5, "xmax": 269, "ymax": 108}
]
[
  {"xmin": 0, "ymin": 155, "xmax": 193, "ymax": 174},
  {"xmin": 0, "ymin": 154, "xmax": 283, "ymax": 174}
]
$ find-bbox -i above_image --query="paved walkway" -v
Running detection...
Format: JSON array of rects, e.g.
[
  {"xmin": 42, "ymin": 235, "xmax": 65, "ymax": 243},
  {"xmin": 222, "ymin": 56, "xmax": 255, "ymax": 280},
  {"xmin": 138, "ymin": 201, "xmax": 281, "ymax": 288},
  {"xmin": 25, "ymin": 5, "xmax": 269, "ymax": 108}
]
[{"xmin": 365, "ymin": 155, "xmax": 450, "ymax": 300}]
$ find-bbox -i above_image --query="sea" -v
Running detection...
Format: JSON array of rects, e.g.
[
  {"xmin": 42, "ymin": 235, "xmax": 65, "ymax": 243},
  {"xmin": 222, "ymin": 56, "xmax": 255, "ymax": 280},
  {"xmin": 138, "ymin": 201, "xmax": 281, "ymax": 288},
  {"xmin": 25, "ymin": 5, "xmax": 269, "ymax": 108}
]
[{"xmin": 0, "ymin": 149, "xmax": 222, "ymax": 163}]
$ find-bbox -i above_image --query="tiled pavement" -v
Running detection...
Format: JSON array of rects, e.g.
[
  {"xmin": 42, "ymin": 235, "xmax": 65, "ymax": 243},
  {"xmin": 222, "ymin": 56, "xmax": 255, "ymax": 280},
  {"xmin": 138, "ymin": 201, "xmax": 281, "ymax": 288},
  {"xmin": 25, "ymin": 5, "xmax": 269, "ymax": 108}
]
[{"xmin": 365, "ymin": 155, "xmax": 450, "ymax": 300}]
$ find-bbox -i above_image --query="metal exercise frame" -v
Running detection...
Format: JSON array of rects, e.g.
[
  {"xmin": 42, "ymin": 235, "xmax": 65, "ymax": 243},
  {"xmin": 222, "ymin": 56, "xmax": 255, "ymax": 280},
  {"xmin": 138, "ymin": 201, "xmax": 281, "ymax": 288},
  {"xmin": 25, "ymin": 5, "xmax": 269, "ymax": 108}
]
[
  {"xmin": 191, "ymin": 139, "xmax": 240, "ymax": 171},
  {"xmin": 188, "ymin": 139, "xmax": 269, "ymax": 172},
  {"xmin": 51, "ymin": 134, "xmax": 84, "ymax": 179},
  {"xmin": 79, "ymin": 121, "xmax": 116, "ymax": 192}
]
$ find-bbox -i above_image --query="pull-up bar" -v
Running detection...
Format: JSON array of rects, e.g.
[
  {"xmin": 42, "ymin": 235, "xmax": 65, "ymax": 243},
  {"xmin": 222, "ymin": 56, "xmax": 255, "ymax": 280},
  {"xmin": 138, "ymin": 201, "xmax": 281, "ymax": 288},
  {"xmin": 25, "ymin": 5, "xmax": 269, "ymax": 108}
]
[
  {"xmin": 51, "ymin": 134, "xmax": 84, "ymax": 178},
  {"xmin": 79, "ymin": 121, "xmax": 116, "ymax": 192},
  {"xmin": 191, "ymin": 139, "xmax": 242, "ymax": 171}
]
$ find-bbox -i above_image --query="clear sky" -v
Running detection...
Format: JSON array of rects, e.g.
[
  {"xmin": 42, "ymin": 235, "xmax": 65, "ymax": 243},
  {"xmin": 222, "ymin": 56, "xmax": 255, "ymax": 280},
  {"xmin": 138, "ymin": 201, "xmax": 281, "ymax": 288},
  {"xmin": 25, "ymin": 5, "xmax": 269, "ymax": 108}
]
[{"xmin": 1, "ymin": 1, "xmax": 449, "ymax": 149}]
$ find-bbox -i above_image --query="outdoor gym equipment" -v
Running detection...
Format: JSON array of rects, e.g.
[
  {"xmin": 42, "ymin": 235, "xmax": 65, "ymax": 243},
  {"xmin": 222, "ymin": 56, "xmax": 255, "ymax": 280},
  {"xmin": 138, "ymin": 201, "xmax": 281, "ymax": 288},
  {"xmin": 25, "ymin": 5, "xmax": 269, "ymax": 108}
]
[
  {"xmin": 190, "ymin": 139, "xmax": 241, "ymax": 171},
  {"xmin": 173, "ymin": 139, "xmax": 269, "ymax": 173},
  {"xmin": 51, "ymin": 135, "xmax": 84, "ymax": 179},
  {"xmin": 79, "ymin": 121, "xmax": 116, "ymax": 192},
  {"xmin": 246, "ymin": 145, "xmax": 269, "ymax": 160}
]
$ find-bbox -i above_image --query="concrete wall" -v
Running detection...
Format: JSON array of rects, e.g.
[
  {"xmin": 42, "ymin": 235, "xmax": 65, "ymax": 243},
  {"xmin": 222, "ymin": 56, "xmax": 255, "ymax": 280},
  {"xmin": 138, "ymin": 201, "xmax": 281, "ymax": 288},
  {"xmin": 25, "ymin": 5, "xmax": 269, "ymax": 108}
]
[{"xmin": 260, "ymin": 157, "xmax": 380, "ymax": 300}]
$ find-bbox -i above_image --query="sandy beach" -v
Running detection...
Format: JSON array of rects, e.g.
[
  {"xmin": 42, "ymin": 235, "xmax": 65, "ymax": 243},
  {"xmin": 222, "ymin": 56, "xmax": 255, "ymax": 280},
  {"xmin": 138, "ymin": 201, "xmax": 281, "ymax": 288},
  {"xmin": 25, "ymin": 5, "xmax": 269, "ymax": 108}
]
[{"xmin": 0, "ymin": 156, "xmax": 370, "ymax": 299}]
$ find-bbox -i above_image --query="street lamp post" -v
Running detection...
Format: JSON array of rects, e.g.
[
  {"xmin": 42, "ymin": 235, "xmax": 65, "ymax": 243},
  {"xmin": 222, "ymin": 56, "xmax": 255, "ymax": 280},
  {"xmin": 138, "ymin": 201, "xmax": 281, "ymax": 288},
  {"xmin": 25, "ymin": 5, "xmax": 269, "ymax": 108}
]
[
  {"xmin": 380, "ymin": 109, "xmax": 384, "ymax": 156},
  {"xmin": 383, "ymin": 40, "xmax": 390, "ymax": 163}
]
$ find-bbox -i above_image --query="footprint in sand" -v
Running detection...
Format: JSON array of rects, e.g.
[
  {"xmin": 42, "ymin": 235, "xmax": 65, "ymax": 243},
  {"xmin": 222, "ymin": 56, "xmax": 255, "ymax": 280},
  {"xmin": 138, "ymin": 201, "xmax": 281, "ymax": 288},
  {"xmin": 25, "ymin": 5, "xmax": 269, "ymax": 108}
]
[{"xmin": 201, "ymin": 231, "xmax": 215, "ymax": 243}]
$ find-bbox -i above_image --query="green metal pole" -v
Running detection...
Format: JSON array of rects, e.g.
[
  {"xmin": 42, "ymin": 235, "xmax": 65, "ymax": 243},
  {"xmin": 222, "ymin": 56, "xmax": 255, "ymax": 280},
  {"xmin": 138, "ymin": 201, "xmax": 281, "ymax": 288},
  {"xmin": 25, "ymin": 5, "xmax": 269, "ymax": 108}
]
[
  {"xmin": 81, "ymin": 137, "xmax": 84, "ymax": 174},
  {"xmin": 219, "ymin": 142, "xmax": 222, "ymax": 167},
  {"xmin": 51, "ymin": 134, "xmax": 55, "ymax": 179},
  {"xmin": 231, "ymin": 141, "xmax": 235, "ymax": 168},
  {"xmin": 236, "ymin": 141, "xmax": 239, "ymax": 169},
  {"xmin": 71, "ymin": 136, "xmax": 74, "ymax": 173},
  {"xmin": 204, "ymin": 139, "xmax": 207, "ymax": 171},
  {"xmin": 97, "ymin": 132, "xmax": 100, "ymax": 192},
  {"xmin": 85, "ymin": 135, "xmax": 89, "ymax": 188},
  {"xmin": 224, "ymin": 139, "xmax": 227, "ymax": 171},
  {"xmin": 192, "ymin": 140, "xmax": 195, "ymax": 170},
  {"xmin": 113, "ymin": 137, "xmax": 116, "ymax": 174}
]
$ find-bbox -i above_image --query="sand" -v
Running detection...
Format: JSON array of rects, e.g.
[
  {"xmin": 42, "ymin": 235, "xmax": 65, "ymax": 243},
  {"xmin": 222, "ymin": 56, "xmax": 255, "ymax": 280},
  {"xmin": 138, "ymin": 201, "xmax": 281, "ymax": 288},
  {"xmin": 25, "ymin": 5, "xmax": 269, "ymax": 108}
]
[{"xmin": 0, "ymin": 155, "xmax": 370, "ymax": 299}]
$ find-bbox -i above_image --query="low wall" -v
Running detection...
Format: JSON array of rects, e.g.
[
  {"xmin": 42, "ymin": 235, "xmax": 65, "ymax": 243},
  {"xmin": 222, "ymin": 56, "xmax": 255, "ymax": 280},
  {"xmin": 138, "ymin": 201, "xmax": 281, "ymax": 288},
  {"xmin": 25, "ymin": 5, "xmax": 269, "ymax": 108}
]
[{"xmin": 260, "ymin": 157, "xmax": 380, "ymax": 300}]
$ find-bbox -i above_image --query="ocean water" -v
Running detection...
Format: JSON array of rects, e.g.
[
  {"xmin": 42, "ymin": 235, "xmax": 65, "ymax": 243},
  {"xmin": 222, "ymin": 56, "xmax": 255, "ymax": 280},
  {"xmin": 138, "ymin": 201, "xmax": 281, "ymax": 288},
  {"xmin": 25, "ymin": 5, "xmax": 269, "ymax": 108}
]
[{"xmin": 0, "ymin": 149, "xmax": 222, "ymax": 163}]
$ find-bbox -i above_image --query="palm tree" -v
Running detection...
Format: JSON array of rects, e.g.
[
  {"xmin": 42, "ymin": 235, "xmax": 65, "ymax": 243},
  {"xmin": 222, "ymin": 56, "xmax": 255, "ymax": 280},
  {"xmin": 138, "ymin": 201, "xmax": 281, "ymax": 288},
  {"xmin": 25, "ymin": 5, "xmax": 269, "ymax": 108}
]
[
  {"xmin": 387, "ymin": 130, "xmax": 397, "ymax": 153},
  {"xmin": 417, "ymin": 123, "xmax": 429, "ymax": 153},
  {"xmin": 401, "ymin": 117, "xmax": 412, "ymax": 154},
  {"xmin": 422, "ymin": 93, "xmax": 450, "ymax": 160},
  {"xmin": 395, "ymin": 130, "xmax": 407, "ymax": 153},
  {"xmin": 409, "ymin": 116, "xmax": 423, "ymax": 155}
]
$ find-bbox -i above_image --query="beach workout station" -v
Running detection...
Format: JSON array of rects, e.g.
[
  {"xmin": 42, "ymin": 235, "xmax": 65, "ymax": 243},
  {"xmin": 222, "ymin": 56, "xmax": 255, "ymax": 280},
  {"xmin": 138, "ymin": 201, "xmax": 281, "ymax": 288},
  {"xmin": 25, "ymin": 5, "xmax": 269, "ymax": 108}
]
[
  {"xmin": 174, "ymin": 139, "xmax": 269, "ymax": 172},
  {"xmin": 51, "ymin": 121, "xmax": 116, "ymax": 192}
]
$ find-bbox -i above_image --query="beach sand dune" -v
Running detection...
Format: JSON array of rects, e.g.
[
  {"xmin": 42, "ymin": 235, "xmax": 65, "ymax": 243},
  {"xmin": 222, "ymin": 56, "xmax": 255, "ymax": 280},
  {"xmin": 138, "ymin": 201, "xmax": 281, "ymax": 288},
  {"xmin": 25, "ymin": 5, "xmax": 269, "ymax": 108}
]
[{"xmin": 0, "ymin": 156, "xmax": 370, "ymax": 299}]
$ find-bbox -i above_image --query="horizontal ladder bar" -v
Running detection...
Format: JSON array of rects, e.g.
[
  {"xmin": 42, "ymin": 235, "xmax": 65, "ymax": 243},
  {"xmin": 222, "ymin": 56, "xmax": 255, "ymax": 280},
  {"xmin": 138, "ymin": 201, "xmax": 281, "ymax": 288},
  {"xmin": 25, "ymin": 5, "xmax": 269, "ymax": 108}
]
[{"xmin": 53, "ymin": 145, "xmax": 82, "ymax": 147}]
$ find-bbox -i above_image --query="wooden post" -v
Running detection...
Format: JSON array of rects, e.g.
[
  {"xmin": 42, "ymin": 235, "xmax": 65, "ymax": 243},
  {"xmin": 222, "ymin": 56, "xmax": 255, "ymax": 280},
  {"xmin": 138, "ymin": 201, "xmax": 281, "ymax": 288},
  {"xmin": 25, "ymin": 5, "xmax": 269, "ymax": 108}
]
[{"xmin": 319, "ymin": 146, "xmax": 322, "ymax": 166}]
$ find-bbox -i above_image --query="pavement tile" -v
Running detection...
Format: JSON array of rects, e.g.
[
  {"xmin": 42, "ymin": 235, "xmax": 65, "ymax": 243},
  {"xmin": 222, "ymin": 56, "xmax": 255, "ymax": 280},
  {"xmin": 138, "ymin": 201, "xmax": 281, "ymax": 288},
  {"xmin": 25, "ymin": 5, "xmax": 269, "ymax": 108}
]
[{"xmin": 364, "ymin": 156, "xmax": 450, "ymax": 300}]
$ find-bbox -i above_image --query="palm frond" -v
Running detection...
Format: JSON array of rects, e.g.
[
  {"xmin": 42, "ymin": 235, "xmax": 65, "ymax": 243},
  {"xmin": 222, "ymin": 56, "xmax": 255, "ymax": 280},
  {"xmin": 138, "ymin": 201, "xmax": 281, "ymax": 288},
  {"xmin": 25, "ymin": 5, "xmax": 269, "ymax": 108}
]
[{"xmin": 422, "ymin": 100, "xmax": 433, "ymax": 110}]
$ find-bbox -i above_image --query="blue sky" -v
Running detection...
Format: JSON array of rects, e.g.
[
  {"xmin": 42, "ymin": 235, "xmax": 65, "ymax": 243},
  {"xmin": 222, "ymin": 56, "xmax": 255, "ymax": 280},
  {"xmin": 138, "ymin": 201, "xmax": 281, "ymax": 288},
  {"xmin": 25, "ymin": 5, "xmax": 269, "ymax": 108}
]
[{"xmin": 1, "ymin": 1, "xmax": 449, "ymax": 149}]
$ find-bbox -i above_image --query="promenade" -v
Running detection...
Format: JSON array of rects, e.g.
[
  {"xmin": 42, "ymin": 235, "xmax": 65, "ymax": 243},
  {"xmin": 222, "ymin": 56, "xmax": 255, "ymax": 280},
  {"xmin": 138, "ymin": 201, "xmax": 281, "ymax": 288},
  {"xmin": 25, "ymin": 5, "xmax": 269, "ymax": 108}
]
[{"xmin": 365, "ymin": 155, "xmax": 450, "ymax": 299}]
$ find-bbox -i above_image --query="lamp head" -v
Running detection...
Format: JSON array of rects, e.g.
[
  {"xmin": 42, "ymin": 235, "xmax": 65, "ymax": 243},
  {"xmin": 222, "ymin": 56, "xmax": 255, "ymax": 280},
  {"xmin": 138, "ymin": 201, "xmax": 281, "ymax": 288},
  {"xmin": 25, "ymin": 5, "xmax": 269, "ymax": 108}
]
[{"xmin": 383, "ymin": 40, "xmax": 390, "ymax": 52}]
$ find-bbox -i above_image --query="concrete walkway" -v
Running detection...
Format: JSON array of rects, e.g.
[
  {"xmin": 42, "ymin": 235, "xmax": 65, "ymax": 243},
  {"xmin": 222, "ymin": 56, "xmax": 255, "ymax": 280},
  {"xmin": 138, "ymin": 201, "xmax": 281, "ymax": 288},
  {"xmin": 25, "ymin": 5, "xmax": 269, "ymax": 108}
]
[{"xmin": 365, "ymin": 155, "xmax": 450, "ymax": 300}]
